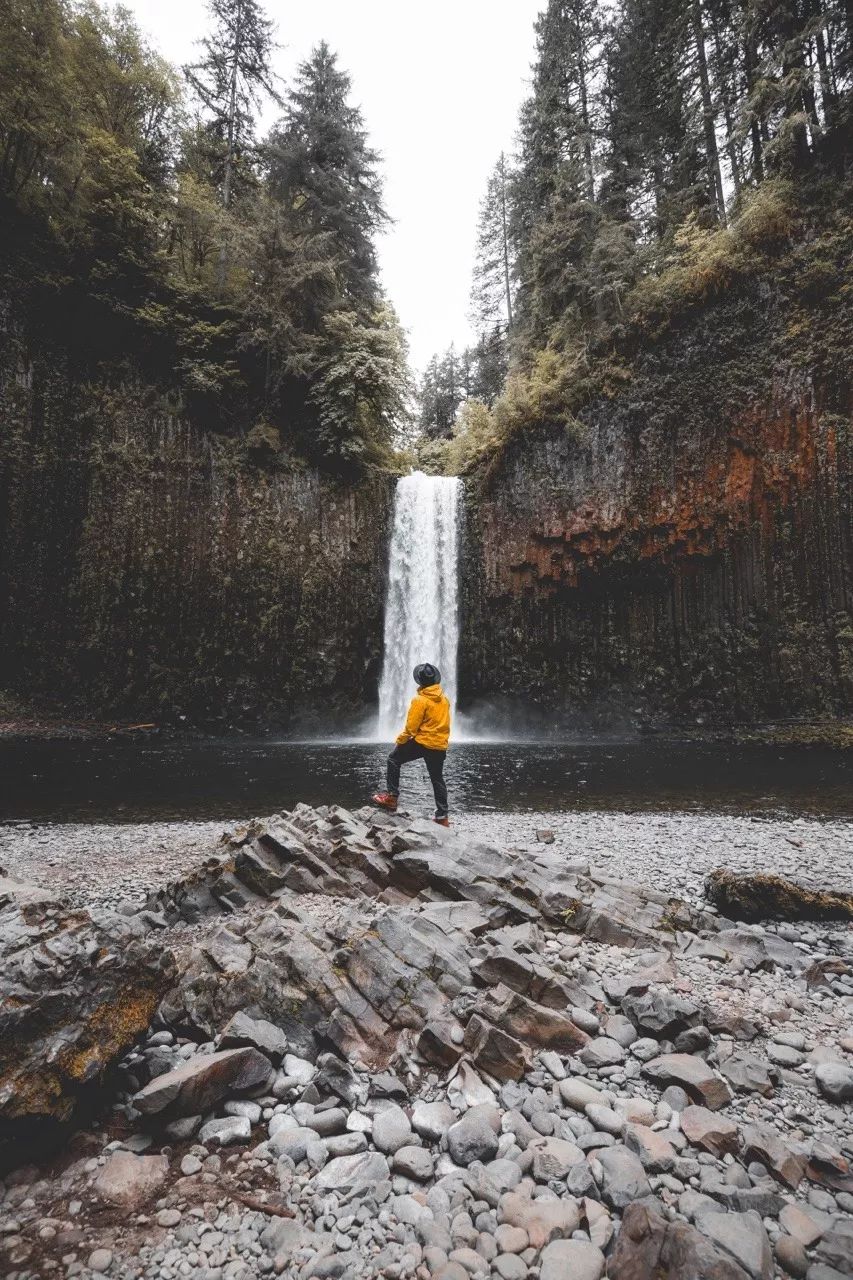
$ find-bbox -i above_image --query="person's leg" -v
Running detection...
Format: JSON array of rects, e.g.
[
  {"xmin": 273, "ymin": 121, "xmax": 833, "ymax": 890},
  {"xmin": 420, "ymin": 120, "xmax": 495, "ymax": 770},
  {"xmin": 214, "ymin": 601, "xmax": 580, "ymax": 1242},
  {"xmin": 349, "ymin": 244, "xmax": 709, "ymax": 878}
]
[
  {"xmin": 423, "ymin": 749, "xmax": 449, "ymax": 818},
  {"xmin": 386, "ymin": 739, "xmax": 422, "ymax": 797}
]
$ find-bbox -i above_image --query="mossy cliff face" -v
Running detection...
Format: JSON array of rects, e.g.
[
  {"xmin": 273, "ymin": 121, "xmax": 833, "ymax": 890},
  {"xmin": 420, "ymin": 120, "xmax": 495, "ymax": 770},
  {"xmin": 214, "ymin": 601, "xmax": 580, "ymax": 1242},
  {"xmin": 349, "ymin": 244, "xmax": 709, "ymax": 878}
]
[
  {"xmin": 462, "ymin": 292, "xmax": 853, "ymax": 723},
  {"xmin": 0, "ymin": 324, "xmax": 394, "ymax": 722}
]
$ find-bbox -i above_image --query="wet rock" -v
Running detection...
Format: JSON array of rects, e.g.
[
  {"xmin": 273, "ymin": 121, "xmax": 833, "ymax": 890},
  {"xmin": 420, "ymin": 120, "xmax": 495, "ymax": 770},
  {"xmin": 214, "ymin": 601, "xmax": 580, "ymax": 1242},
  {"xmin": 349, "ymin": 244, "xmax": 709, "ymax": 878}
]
[
  {"xmin": 608, "ymin": 1202, "xmax": 750, "ymax": 1279},
  {"xmin": 92, "ymin": 1151, "xmax": 169, "ymax": 1210},
  {"xmin": 133, "ymin": 1047, "xmax": 272, "ymax": 1117}
]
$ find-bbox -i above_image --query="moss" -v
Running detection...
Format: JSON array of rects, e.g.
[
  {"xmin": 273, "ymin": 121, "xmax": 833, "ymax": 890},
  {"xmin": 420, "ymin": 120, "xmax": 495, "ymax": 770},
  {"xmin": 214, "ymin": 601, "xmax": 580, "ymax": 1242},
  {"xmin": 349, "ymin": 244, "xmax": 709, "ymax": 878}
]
[{"xmin": 706, "ymin": 868, "xmax": 853, "ymax": 921}]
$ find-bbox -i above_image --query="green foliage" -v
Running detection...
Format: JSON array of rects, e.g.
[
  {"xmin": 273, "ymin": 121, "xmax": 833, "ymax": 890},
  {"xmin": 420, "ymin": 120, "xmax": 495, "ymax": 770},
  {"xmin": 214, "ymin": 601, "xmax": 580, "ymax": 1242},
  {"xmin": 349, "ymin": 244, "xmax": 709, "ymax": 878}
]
[
  {"xmin": 421, "ymin": 0, "xmax": 852, "ymax": 470},
  {"xmin": 0, "ymin": 1, "xmax": 409, "ymax": 470},
  {"xmin": 309, "ymin": 306, "xmax": 413, "ymax": 463}
]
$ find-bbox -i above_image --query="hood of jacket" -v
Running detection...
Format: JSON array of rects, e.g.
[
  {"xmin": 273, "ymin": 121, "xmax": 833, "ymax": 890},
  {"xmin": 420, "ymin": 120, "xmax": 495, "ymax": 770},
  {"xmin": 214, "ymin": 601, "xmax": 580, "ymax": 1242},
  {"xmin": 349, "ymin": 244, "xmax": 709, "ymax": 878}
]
[{"xmin": 418, "ymin": 683, "xmax": 444, "ymax": 701}]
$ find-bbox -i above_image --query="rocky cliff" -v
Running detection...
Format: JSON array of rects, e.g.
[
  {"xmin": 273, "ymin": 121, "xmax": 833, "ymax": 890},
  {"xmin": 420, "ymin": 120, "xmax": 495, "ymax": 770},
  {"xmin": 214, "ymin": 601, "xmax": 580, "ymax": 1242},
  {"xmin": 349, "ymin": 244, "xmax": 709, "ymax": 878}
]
[
  {"xmin": 462, "ymin": 288, "xmax": 853, "ymax": 724},
  {"xmin": 0, "ymin": 319, "xmax": 394, "ymax": 724}
]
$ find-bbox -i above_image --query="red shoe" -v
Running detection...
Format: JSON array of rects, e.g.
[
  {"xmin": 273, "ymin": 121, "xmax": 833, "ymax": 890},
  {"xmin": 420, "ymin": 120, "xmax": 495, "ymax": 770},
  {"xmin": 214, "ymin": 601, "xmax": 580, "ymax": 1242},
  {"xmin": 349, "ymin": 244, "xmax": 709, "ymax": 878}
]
[
  {"xmin": 434, "ymin": 817, "xmax": 450, "ymax": 827},
  {"xmin": 372, "ymin": 792, "xmax": 398, "ymax": 812}
]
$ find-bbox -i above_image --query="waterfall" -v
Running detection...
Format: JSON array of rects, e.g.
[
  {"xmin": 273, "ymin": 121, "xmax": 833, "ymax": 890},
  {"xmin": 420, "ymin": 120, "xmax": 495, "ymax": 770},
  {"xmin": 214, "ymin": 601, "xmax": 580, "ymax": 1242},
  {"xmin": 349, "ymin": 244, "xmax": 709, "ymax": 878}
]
[{"xmin": 377, "ymin": 472, "xmax": 462, "ymax": 738}]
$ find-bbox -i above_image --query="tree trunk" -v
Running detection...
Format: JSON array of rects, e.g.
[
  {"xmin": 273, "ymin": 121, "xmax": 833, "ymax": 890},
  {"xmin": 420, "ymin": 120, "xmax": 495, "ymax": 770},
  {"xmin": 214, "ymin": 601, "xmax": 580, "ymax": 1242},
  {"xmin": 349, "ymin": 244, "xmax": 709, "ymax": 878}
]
[
  {"xmin": 708, "ymin": 6, "xmax": 742, "ymax": 195},
  {"xmin": 691, "ymin": 0, "xmax": 727, "ymax": 224},
  {"xmin": 575, "ymin": 26, "xmax": 596, "ymax": 204},
  {"xmin": 743, "ymin": 30, "xmax": 764, "ymax": 182},
  {"xmin": 498, "ymin": 153, "xmax": 514, "ymax": 329},
  {"xmin": 217, "ymin": 0, "xmax": 244, "ymax": 292},
  {"xmin": 814, "ymin": 24, "xmax": 837, "ymax": 124}
]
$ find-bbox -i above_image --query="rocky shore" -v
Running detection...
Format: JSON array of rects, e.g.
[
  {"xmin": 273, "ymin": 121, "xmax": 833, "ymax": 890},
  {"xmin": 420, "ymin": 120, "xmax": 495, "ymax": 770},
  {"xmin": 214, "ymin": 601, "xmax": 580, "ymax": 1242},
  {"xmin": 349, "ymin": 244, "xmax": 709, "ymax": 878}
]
[
  {"xmin": 2, "ymin": 810, "xmax": 851, "ymax": 912},
  {"xmin": 1, "ymin": 805, "xmax": 852, "ymax": 1280}
]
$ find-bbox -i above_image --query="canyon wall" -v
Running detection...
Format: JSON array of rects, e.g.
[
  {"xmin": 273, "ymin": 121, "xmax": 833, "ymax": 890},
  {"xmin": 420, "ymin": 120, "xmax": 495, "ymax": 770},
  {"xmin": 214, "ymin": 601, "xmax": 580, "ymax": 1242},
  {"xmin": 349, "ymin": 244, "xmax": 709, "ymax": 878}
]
[
  {"xmin": 0, "ymin": 320, "xmax": 394, "ymax": 724},
  {"xmin": 462, "ymin": 290, "xmax": 853, "ymax": 724}
]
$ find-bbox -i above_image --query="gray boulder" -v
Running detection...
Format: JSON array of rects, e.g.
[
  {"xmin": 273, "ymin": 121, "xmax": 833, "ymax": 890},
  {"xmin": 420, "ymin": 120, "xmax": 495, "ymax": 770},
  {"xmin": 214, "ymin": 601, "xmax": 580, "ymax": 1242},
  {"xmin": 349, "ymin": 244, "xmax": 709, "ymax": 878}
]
[
  {"xmin": 815, "ymin": 1062, "xmax": 853, "ymax": 1103},
  {"xmin": 133, "ymin": 1047, "xmax": 272, "ymax": 1117},
  {"xmin": 596, "ymin": 1144, "xmax": 652, "ymax": 1209},
  {"xmin": 448, "ymin": 1110, "xmax": 500, "ymax": 1167},
  {"xmin": 218, "ymin": 1011, "xmax": 288, "ymax": 1062},
  {"xmin": 698, "ymin": 1210, "xmax": 773, "ymax": 1279}
]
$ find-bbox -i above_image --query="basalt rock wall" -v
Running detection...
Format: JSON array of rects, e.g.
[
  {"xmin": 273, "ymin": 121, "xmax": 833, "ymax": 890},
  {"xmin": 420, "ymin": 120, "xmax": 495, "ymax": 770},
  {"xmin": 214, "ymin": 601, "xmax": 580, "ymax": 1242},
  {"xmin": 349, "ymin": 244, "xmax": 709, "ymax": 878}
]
[
  {"xmin": 0, "ymin": 319, "xmax": 394, "ymax": 723},
  {"xmin": 462, "ymin": 292, "xmax": 853, "ymax": 724}
]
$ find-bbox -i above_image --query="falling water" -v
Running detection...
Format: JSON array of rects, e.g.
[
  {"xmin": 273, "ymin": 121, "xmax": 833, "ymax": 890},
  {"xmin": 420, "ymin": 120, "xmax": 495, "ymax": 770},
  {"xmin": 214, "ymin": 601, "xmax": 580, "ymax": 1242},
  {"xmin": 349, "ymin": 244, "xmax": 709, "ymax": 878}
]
[{"xmin": 377, "ymin": 472, "xmax": 462, "ymax": 738}]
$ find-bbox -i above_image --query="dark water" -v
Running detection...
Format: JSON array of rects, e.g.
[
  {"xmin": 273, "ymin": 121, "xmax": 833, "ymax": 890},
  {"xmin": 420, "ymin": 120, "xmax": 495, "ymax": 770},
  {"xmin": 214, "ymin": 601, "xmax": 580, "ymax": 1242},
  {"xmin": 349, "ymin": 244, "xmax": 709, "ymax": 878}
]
[{"xmin": 0, "ymin": 737, "xmax": 851, "ymax": 824}]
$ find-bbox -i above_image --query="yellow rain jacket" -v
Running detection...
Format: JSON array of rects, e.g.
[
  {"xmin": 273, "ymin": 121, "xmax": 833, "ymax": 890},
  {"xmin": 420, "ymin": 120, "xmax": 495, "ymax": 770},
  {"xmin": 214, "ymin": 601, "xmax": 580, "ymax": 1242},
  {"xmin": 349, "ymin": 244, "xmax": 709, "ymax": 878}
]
[{"xmin": 396, "ymin": 684, "xmax": 451, "ymax": 751}]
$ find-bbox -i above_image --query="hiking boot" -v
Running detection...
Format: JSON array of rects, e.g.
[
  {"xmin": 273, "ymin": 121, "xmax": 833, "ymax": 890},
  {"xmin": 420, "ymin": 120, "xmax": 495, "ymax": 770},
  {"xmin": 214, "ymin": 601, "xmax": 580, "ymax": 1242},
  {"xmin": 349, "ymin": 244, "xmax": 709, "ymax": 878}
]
[
  {"xmin": 434, "ymin": 816, "xmax": 450, "ymax": 827},
  {"xmin": 372, "ymin": 792, "xmax": 398, "ymax": 812}
]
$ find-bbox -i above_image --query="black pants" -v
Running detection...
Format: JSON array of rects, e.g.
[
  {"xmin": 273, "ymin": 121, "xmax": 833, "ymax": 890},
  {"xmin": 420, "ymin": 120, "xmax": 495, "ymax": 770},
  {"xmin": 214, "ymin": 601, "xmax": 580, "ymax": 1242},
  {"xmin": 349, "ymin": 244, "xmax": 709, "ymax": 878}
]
[{"xmin": 387, "ymin": 740, "xmax": 448, "ymax": 818}]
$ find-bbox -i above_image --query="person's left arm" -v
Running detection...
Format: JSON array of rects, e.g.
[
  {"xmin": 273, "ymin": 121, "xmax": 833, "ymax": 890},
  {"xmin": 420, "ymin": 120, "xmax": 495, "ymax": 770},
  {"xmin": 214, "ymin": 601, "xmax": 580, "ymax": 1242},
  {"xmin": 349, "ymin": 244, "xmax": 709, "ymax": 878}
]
[{"xmin": 396, "ymin": 696, "xmax": 426, "ymax": 744}]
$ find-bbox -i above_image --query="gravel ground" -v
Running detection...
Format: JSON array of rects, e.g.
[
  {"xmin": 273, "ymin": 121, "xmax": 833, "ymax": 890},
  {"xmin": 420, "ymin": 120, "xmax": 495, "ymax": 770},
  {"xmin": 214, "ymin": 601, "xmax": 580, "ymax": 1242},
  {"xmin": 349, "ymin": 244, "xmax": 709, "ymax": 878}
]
[{"xmin": 1, "ymin": 808, "xmax": 850, "ymax": 911}]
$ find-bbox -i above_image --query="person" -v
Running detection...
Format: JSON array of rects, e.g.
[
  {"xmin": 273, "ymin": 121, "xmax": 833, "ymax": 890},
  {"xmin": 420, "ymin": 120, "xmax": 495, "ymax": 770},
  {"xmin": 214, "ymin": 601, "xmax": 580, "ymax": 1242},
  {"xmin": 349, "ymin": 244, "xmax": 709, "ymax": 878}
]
[{"xmin": 373, "ymin": 662, "xmax": 450, "ymax": 825}]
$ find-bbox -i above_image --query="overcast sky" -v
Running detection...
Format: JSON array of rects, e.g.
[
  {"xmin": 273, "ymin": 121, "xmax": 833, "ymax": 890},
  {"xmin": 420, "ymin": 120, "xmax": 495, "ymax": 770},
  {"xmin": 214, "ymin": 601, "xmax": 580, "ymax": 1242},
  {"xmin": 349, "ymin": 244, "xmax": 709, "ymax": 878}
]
[{"xmin": 125, "ymin": 0, "xmax": 542, "ymax": 370}]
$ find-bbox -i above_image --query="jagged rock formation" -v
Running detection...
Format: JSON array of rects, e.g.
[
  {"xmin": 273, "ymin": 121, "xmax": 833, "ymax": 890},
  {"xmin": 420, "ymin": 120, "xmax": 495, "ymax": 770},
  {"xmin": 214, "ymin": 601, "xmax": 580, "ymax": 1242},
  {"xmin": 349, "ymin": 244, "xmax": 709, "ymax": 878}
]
[
  {"xmin": 0, "ymin": 873, "xmax": 174, "ymax": 1168},
  {"xmin": 2, "ymin": 806, "xmax": 853, "ymax": 1278},
  {"xmin": 461, "ymin": 291, "xmax": 853, "ymax": 723},
  {"xmin": 147, "ymin": 804, "xmax": 713, "ymax": 1076}
]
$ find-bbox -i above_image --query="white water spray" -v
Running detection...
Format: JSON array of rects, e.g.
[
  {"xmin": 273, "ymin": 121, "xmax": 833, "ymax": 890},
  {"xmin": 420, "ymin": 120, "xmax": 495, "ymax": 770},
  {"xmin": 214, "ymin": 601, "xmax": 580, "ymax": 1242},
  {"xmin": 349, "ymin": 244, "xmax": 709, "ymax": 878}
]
[{"xmin": 377, "ymin": 472, "xmax": 462, "ymax": 738}]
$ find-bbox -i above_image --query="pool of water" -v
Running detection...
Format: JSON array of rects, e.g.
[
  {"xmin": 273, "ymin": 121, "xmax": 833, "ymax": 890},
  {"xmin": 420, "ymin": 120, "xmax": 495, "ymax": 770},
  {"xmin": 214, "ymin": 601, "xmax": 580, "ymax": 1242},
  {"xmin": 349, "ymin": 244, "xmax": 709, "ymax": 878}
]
[{"xmin": 1, "ymin": 737, "xmax": 851, "ymax": 824}]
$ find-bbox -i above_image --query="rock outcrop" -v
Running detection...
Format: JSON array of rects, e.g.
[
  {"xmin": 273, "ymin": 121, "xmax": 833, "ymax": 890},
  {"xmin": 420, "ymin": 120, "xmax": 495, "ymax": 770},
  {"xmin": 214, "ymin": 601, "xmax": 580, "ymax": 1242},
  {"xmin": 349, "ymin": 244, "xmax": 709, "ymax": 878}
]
[
  {"xmin": 461, "ymin": 291, "xmax": 853, "ymax": 723},
  {"xmin": 1, "ymin": 804, "xmax": 852, "ymax": 1279},
  {"xmin": 705, "ymin": 868, "xmax": 853, "ymax": 922},
  {"xmin": 0, "ymin": 323, "xmax": 393, "ymax": 723},
  {"xmin": 0, "ymin": 873, "xmax": 173, "ymax": 1168}
]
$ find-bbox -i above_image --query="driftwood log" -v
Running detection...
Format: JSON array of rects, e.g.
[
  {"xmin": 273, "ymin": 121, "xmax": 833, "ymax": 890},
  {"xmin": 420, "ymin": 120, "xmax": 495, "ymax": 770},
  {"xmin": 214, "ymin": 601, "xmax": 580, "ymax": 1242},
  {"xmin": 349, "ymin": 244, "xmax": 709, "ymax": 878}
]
[{"xmin": 705, "ymin": 867, "xmax": 853, "ymax": 922}]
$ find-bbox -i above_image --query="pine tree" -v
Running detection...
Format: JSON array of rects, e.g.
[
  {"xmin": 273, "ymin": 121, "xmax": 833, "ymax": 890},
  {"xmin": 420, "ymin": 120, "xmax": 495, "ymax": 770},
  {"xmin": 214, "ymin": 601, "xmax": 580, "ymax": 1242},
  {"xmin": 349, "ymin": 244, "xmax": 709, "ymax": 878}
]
[
  {"xmin": 184, "ymin": 0, "xmax": 277, "ymax": 286},
  {"xmin": 470, "ymin": 153, "xmax": 515, "ymax": 332},
  {"xmin": 265, "ymin": 42, "xmax": 387, "ymax": 311}
]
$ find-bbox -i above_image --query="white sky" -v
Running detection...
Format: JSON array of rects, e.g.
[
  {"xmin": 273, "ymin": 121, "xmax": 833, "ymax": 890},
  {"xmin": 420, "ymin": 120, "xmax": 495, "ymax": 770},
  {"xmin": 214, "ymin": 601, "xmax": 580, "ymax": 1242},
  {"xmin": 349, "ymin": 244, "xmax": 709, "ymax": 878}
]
[{"xmin": 125, "ymin": 0, "xmax": 542, "ymax": 370}]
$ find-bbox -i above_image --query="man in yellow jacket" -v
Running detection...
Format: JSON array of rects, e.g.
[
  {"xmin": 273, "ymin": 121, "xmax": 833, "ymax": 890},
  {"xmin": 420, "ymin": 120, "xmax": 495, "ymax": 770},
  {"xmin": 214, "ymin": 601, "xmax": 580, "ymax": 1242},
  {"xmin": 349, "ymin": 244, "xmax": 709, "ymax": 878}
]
[{"xmin": 373, "ymin": 662, "xmax": 451, "ymax": 826}]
